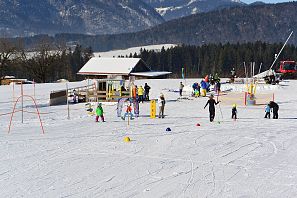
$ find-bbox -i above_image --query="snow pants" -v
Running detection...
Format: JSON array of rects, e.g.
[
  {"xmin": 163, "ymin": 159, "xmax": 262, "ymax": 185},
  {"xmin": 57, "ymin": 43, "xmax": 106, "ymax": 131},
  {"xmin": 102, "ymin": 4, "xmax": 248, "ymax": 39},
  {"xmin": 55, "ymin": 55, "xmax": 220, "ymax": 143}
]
[
  {"xmin": 209, "ymin": 109, "xmax": 215, "ymax": 122},
  {"xmin": 232, "ymin": 112, "xmax": 237, "ymax": 120},
  {"xmin": 96, "ymin": 115, "xmax": 105, "ymax": 122},
  {"xmin": 201, "ymin": 89, "xmax": 206, "ymax": 97},
  {"xmin": 144, "ymin": 92, "xmax": 149, "ymax": 101},
  {"xmin": 138, "ymin": 95, "xmax": 144, "ymax": 103},
  {"xmin": 273, "ymin": 107, "xmax": 279, "ymax": 119},
  {"xmin": 122, "ymin": 112, "xmax": 133, "ymax": 120},
  {"xmin": 264, "ymin": 112, "xmax": 270, "ymax": 119},
  {"xmin": 159, "ymin": 105, "xmax": 165, "ymax": 118}
]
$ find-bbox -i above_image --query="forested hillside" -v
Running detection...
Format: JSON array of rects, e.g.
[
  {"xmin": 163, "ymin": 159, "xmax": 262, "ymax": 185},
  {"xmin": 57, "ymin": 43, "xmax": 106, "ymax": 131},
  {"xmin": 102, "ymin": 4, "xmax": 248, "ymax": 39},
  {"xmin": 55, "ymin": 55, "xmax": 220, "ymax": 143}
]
[
  {"xmin": 8, "ymin": 2, "xmax": 297, "ymax": 52},
  {"xmin": 2, "ymin": 39, "xmax": 297, "ymax": 83}
]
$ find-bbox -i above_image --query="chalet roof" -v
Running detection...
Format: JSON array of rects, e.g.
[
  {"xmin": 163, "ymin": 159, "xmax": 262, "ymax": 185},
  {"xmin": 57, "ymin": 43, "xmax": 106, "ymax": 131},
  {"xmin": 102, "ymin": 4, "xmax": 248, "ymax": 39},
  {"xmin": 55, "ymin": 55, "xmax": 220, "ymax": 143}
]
[
  {"xmin": 130, "ymin": 71, "xmax": 172, "ymax": 77},
  {"xmin": 77, "ymin": 57, "xmax": 172, "ymax": 77},
  {"xmin": 77, "ymin": 57, "xmax": 149, "ymax": 76}
]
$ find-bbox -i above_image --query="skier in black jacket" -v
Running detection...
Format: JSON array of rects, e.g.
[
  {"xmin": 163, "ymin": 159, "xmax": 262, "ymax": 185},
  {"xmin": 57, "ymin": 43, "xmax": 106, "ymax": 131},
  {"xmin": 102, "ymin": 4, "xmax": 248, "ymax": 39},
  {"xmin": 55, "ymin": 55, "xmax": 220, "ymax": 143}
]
[
  {"xmin": 144, "ymin": 83, "xmax": 151, "ymax": 101},
  {"xmin": 268, "ymin": 101, "xmax": 279, "ymax": 119},
  {"xmin": 204, "ymin": 94, "xmax": 220, "ymax": 122}
]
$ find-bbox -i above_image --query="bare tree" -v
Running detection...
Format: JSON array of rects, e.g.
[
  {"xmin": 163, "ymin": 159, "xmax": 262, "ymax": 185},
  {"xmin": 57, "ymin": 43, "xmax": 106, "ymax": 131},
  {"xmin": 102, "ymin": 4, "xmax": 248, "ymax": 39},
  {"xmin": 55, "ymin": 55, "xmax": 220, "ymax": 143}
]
[
  {"xmin": 21, "ymin": 39, "xmax": 62, "ymax": 83},
  {"xmin": 0, "ymin": 38, "xmax": 18, "ymax": 84}
]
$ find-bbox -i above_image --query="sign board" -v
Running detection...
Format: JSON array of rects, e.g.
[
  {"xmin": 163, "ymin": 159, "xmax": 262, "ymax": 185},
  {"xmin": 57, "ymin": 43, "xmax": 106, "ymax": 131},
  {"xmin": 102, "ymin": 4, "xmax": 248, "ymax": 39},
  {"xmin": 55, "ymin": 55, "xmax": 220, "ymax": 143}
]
[{"xmin": 150, "ymin": 100, "xmax": 156, "ymax": 119}]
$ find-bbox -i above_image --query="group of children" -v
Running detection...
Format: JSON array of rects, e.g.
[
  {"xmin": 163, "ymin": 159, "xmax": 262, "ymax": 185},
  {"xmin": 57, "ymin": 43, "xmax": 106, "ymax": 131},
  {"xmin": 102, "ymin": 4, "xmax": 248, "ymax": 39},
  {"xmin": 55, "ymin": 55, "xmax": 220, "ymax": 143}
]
[
  {"xmin": 94, "ymin": 92, "xmax": 165, "ymax": 122},
  {"xmin": 94, "ymin": 95, "xmax": 278, "ymax": 123}
]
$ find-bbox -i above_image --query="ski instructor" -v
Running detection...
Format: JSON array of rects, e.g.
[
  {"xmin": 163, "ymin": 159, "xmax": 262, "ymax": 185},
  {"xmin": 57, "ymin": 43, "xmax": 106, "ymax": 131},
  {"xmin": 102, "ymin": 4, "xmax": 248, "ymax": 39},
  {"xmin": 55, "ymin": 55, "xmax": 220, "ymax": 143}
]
[
  {"xmin": 204, "ymin": 94, "xmax": 220, "ymax": 122},
  {"xmin": 268, "ymin": 101, "xmax": 279, "ymax": 119}
]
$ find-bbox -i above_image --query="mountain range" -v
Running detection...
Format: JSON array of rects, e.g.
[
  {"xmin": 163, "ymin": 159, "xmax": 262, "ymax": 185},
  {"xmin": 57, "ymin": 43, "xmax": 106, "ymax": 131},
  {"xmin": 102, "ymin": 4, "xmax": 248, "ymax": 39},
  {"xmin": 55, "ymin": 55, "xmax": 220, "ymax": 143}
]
[
  {"xmin": 0, "ymin": 0, "xmax": 164, "ymax": 37},
  {"xmin": 37, "ymin": 2, "xmax": 296, "ymax": 52},
  {"xmin": 0, "ymin": 0, "xmax": 258, "ymax": 37},
  {"xmin": 142, "ymin": 0, "xmax": 245, "ymax": 21},
  {"xmin": 4, "ymin": 1, "xmax": 297, "ymax": 52}
]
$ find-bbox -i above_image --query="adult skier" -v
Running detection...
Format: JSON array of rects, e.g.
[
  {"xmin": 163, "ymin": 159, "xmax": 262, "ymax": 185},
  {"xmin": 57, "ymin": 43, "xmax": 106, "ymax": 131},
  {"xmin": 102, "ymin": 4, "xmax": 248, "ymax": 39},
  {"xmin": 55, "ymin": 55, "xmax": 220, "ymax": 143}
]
[
  {"xmin": 204, "ymin": 94, "xmax": 220, "ymax": 122},
  {"xmin": 138, "ymin": 85, "xmax": 144, "ymax": 103},
  {"xmin": 179, "ymin": 82, "xmax": 184, "ymax": 97},
  {"xmin": 144, "ymin": 83, "xmax": 151, "ymax": 101},
  {"xmin": 232, "ymin": 104, "xmax": 237, "ymax": 120},
  {"xmin": 230, "ymin": 68, "xmax": 236, "ymax": 83},
  {"xmin": 158, "ymin": 93, "xmax": 166, "ymax": 118},
  {"xmin": 268, "ymin": 101, "xmax": 279, "ymax": 119}
]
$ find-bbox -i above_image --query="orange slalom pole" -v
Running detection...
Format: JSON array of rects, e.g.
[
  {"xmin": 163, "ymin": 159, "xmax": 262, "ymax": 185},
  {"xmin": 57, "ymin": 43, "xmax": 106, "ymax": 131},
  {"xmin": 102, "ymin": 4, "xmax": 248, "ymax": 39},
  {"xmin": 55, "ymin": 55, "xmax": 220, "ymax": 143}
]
[{"xmin": 8, "ymin": 95, "xmax": 45, "ymax": 134}]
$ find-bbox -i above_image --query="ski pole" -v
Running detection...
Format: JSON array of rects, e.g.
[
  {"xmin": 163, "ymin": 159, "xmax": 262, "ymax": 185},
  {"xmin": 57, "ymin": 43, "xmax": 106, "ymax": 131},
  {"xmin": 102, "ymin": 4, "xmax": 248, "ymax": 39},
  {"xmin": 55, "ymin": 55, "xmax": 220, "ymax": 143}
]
[{"xmin": 217, "ymin": 90, "xmax": 224, "ymax": 120}]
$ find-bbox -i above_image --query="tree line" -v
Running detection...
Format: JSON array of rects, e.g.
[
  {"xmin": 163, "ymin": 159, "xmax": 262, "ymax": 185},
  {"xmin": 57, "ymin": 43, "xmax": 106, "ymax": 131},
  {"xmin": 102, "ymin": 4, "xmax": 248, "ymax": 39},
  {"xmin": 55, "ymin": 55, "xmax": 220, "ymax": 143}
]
[
  {"xmin": 2, "ymin": 39, "xmax": 297, "ymax": 83},
  {"xmin": 134, "ymin": 42, "xmax": 297, "ymax": 78},
  {"xmin": 0, "ymin": 38, "xmax": 92, "ymax": 84}
]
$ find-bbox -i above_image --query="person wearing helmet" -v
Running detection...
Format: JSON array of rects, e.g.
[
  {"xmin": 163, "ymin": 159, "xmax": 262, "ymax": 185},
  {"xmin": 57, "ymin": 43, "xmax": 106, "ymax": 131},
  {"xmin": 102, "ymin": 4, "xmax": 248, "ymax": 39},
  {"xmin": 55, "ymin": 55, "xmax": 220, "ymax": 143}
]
[
  {"xmin": 232, "ymin": 104, "xmax": 237, "ymax": 120},
  {"xmin": 204, "ymin": 94, "xmax": 220, "ymax": 122},
  {"xmin": 95, "ymin": 103, "xmax": 105, "ymax": 122}
]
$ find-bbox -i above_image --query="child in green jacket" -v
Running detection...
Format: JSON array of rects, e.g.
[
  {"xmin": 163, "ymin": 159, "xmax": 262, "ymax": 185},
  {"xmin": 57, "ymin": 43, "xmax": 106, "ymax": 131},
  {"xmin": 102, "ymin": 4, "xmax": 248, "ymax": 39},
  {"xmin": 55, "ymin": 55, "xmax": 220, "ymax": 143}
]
[{"xmin": 95, "ymin": 103, "xmax": 105, "ymax": 122}]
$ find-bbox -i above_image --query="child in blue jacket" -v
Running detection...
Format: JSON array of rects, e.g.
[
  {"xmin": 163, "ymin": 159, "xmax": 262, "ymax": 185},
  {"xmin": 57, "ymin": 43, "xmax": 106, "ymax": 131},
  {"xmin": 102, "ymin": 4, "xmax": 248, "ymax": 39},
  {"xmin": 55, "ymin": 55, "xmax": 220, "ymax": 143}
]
[{"xmin": 264, "ymin": 104, "xmax": 271, "ymax": 119}]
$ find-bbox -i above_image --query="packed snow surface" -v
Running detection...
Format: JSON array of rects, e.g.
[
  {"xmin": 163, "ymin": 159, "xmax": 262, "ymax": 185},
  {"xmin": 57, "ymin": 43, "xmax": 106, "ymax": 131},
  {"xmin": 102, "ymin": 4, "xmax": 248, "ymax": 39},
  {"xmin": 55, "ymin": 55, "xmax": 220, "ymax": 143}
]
[
  {"xmin": 0, "ymin": 79, "xmax": 297, "ymax": 197},
  {"xmin": 94, "ymin": 44, "xmax": 176, "ymax": 58}
]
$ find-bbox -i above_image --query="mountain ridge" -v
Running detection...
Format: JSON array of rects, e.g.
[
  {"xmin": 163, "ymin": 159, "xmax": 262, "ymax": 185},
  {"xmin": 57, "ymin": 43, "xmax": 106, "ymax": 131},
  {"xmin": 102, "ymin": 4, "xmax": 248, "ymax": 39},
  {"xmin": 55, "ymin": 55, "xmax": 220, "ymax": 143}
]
[
  {"xmin": 142, "ymin": 0, "xmax": 246, "ymax": 21},
  {"xmin": 5, "ymin": 2, "xmax": 297, "ymax": 52},
  {"xmin": 0, "ymin": 0, "xmax": 164, "ymax": 37}
]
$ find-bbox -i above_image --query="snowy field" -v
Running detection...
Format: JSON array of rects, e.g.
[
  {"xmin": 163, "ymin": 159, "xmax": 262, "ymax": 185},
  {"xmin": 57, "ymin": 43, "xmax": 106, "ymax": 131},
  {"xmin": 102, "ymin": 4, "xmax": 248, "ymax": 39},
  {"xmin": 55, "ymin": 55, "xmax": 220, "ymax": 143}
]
[
  {"xmin": 0, "ymin": 79, "xmax": 297, "ymax": 197},
  {"xmin": 93, "ymin": 44, "xmax": 176, "ymax": 58}
]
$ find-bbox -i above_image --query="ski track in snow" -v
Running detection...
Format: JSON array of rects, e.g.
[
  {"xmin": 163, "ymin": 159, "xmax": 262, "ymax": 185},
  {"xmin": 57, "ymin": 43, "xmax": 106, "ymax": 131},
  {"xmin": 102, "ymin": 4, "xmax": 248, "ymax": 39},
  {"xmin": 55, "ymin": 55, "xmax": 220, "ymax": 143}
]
[{"xmin": 0, "ymin": 79, "xmax": 297, "ymax": 197}]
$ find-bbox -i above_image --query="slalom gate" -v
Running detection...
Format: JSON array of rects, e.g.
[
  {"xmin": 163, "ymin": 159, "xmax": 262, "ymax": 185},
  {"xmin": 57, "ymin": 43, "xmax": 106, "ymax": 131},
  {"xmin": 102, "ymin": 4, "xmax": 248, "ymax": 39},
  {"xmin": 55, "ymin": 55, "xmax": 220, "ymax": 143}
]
[{"xmin": 0, "ymin": 82, "xmax": 46, "ymax": 134}]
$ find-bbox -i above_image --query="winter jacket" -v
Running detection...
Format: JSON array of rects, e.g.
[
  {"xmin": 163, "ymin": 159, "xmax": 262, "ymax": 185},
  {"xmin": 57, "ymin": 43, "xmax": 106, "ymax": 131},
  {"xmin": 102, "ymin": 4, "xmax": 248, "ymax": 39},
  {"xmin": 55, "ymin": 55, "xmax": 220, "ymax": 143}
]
[
  {"xmin": 204, "ymin": 99, "xmax": 219, "ymax": 112},
  {"xmin": 96, "ymin": 106, "xmax": 104, "ymax": 116},
  {"xmin": 179, "ymin": 83, "xmax": 184, "ymax": 90},
  {"xmin": 158, "ymin": 97, "xmax": 165, "ymax": 107},
  {"xmin": 232, "ymin": 107, "xmax": 237, "ymax": 114},
  {"xmin": 192, "ymin": 83, "xmax": 198, "ymax": 90},
  {"xmin": 201, "ymin": 80, "xmax": 207, "ymax": 89},
  {"xmin": 138, "ymin": 87, "xmax": 144, "ymax": 96},
  {"xmin": 144, "ymin": 84, "xmax": 151, "ymax": 92},
  {"xmin": 126, "ymin": 106, "xmax": 132, "ymax": 113},
  {"xmin": 265, "ymin": 105, "xmax": 271, "ymax": 113},
  {"xmin": 269, "ymin": 101, "xmax": 279, "ymax": 109}
]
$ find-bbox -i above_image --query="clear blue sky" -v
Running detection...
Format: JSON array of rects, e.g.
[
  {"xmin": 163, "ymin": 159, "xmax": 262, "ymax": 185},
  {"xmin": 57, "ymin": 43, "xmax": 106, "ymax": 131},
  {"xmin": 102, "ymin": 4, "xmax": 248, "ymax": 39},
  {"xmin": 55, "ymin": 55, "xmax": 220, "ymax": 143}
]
[{"xmin": 243, "ymin": 0, "xmax": 293, "ymax": 3}]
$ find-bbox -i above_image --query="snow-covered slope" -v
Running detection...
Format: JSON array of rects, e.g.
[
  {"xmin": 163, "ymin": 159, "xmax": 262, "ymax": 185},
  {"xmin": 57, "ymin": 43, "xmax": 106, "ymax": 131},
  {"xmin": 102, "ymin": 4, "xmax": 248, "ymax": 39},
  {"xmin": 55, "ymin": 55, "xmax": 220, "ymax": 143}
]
[
  {"xmin": 0, "ymin": 79, "xmax": 297, "ymax": 197},
  {"xmin": 0, "ymin": 0, "xmax": 164, "ymax": 37},
  {"xmin": 143, "ymin": 0, "xmax": 245, "ymax": 21},
  {"xmin": 94, "ymin": 44, "xmax": 177, "ymax": 58}
]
